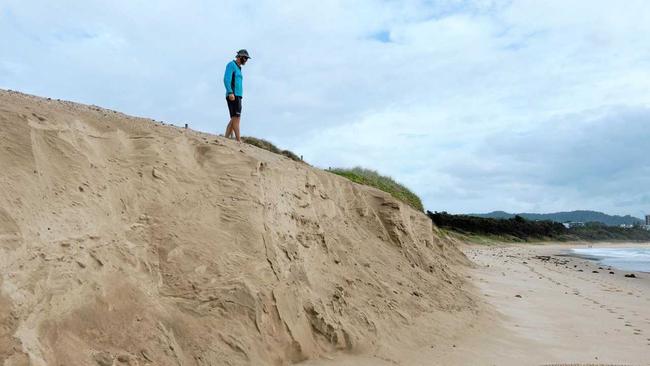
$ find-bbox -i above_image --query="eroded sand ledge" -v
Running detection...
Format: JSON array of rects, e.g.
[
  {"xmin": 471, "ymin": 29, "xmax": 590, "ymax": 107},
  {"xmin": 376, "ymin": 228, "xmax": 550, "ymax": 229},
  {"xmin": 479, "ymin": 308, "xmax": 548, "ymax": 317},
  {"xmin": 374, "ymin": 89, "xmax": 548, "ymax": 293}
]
[{"xmin": 0, "ymin": 90, "xmax": 476, "ymax": 365}]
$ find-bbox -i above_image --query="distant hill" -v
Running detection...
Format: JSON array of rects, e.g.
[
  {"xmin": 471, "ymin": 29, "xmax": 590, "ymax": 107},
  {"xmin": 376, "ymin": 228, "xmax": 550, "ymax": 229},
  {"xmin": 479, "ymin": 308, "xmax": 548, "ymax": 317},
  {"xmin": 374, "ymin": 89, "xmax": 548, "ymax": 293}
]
[{"xmin": 468, "ymin": 210, "xmax": 643, "ymax": 226}]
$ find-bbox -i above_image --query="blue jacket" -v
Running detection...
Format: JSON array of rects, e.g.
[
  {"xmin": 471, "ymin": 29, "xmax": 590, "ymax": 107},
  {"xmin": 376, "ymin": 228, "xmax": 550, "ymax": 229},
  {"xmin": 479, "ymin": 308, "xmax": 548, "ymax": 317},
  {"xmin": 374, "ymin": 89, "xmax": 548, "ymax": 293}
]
[{"xmin": 224, "ymin": 60, "xmax": 243, "ymax": 97}]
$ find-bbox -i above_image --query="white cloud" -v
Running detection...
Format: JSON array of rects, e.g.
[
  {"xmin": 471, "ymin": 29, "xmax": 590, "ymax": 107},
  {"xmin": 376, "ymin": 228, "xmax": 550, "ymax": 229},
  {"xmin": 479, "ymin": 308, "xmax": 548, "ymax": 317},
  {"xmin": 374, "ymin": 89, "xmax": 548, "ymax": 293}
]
[{"xmin": 2, "ymin": 0, "xmax": 650, "ymax": 216}]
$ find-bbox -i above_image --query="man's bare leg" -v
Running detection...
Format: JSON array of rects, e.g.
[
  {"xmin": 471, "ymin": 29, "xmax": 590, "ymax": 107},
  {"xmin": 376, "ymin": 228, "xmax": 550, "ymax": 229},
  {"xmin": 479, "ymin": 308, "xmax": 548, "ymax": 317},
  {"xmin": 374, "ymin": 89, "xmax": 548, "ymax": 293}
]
[
  {"xmin": 232, "ymin": 117, "xmax": 241, "ymax": 142},
  {"xmin": 225, "ymin": 119, "xmax": 234, "ymax": 139}
]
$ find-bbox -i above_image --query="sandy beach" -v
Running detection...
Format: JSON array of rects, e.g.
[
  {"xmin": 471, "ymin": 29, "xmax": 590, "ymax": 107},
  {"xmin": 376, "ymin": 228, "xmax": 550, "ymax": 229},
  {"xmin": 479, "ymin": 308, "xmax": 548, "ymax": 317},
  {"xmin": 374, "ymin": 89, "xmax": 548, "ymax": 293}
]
[
  {"xmin": 2, "ymin": 91, "xmax": 649, "ymax": 365},
  {"xmin": 307, "ymin": 242, "xmax": 650, "ymax": 366},
  {"xmin": 460, "ymin": 242, "xmax": 650, "ymax": 365}
]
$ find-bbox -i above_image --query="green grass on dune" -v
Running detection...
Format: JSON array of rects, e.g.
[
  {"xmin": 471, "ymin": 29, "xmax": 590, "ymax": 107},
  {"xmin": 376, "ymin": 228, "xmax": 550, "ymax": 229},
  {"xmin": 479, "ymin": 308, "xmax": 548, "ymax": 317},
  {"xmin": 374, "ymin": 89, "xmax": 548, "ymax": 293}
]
[
  {"xmin": 328, "ymin": 167, "xmax": 424, "ymax": 212},
  {"xmin": 241, "ymin": 136, "xmax": 303, "ymax": 162},
  {"xmin": 239, "ymin": 140, "xmax": 422, "ymax": 212}
]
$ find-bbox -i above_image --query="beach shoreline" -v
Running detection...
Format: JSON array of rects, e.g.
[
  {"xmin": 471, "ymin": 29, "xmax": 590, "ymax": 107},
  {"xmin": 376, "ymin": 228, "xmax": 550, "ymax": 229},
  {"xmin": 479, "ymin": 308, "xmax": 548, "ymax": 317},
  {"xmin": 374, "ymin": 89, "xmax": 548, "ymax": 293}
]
[
  {"xmin": 549, "ymin": 242, "xmax": 650, "ymax": 273},
  {"xmin": 458, "ymin": 242, "xmax": 650, "ymax": 365},
  {"xmin": 304, "ymin": 242, "xmax": 650, "ymax": 365}
]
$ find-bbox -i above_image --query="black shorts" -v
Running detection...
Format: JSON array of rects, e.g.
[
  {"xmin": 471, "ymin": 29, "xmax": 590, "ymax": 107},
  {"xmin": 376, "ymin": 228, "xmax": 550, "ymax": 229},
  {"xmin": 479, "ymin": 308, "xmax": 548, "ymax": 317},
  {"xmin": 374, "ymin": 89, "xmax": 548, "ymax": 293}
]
[{"xmin": 226, "ymin": 96, "xmax": 242, "ymax": 117}]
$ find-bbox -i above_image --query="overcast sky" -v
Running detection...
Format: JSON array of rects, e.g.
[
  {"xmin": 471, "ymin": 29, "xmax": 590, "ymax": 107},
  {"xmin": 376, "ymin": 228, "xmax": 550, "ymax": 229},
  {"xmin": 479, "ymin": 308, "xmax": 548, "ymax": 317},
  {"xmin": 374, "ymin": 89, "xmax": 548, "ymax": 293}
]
[{"xmin": 2, "ymin": 1, "xmax": 650, "ymax": 217}]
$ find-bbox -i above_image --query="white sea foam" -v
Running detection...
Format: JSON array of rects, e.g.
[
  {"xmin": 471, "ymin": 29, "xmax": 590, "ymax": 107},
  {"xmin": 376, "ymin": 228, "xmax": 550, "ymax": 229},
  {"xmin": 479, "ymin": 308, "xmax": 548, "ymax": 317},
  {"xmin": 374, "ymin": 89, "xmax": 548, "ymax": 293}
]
[{"xmin": 569, "ymin": 247, "xmax": 650, "ymax": 272}]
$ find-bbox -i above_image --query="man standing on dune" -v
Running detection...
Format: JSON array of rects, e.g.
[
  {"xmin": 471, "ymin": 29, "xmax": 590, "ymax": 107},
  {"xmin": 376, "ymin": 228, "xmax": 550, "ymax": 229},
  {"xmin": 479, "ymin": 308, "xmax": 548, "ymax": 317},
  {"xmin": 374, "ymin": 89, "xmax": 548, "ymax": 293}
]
[{"xmin": 223, "ymin": 49, "xmax": 251, "ymax": 142}]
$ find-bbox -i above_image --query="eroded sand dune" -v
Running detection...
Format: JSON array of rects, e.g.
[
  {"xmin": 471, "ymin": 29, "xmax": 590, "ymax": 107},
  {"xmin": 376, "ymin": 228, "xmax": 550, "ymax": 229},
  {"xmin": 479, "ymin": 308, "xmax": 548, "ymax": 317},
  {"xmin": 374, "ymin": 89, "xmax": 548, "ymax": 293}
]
[{"xmin": 0, "ymin": 90, "xmax": 474, "ymax": 365}]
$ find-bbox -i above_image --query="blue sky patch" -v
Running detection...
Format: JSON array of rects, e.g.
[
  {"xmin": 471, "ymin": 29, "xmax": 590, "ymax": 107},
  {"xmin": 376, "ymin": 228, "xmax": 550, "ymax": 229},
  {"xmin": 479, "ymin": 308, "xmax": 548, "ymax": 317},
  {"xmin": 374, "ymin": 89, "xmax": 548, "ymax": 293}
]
[{"xmin": 369, "ymin": 30, "xmax": 391, "ymax": 43}]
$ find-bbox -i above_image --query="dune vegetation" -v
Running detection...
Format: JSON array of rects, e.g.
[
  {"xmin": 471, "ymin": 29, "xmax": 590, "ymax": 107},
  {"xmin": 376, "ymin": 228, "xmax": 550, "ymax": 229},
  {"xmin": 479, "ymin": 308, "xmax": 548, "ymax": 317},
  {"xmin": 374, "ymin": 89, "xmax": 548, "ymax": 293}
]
[
  {"xmin": 328, "ymin": 167, "xmax": 424, "ymax": 211},
  {"xmin": 241, "ymin": 136, "xmax": 303, "ymax": 162}
]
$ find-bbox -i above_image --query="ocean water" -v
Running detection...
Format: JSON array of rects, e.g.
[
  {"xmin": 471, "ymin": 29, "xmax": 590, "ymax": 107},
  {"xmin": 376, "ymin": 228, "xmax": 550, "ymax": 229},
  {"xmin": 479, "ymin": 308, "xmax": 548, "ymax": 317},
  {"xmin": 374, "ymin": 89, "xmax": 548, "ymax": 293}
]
[{"xmin": 569, "ymin": 247, "xmax": 650, "ymax": 273}]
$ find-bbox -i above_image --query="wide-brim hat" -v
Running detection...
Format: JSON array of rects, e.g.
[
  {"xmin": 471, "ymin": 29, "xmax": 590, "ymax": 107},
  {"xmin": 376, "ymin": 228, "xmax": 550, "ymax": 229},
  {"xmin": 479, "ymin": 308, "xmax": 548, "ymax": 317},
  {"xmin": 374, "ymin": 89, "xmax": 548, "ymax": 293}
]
[{"xmin": 237, "ymin": 49, "xmax": 251, "ymax": 59}]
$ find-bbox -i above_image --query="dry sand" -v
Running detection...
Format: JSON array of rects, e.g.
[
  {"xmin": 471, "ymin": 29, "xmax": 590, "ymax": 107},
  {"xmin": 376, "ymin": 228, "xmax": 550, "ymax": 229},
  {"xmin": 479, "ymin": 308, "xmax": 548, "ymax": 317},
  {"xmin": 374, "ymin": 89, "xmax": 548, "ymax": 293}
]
[{"xmin": 0, "ymin": 90, "xmax": 475, "ymax": 365}]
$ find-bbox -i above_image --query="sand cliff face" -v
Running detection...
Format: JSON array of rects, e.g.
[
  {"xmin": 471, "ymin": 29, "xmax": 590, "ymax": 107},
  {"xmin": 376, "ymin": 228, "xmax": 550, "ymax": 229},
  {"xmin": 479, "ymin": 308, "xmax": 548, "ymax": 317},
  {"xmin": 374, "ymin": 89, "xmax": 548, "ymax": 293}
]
[{"xmin": 0, "ymin": 90, "xmax": 474, "ymax": 366}]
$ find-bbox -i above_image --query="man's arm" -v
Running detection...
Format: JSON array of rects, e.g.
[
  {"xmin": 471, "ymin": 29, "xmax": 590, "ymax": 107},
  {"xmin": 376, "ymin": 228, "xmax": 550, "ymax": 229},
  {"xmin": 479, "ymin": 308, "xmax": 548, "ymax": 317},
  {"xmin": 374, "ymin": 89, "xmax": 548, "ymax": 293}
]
[{"xmin": 223, "ymin": 63, "xmax": 234, "ymax": 96}]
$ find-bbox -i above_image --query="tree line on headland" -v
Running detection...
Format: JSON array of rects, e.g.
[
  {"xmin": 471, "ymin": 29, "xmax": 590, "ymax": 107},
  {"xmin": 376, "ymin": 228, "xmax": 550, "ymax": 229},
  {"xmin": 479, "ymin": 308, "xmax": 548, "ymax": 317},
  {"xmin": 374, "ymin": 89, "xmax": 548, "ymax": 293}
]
[{"xmin": 427, "ymin": 211, "xmax": 650, "ymax": 242}]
